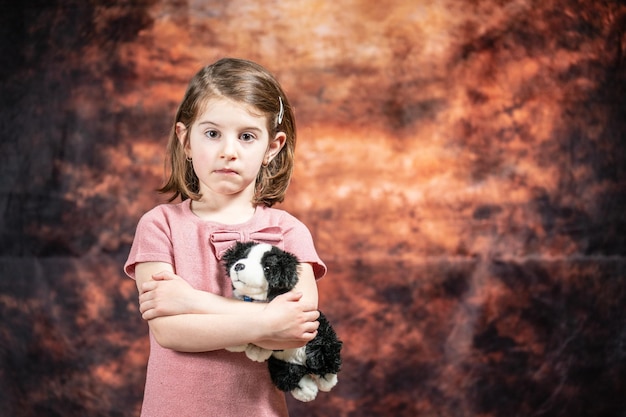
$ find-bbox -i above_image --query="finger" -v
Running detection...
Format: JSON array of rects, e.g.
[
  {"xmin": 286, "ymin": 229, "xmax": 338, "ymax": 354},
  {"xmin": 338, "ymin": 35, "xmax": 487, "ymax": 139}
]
[
  {"xmin": 139, "ymin": 299, "xmax": 152, "ymax": 314},
  {"xmin": 152, "ymin": 270, "xmax": 177, "ymax": 281},
  {"xmin": 302, "ymin": 322, "xmax": 319, "ymax": 335},
  {"xmin": 142, "ymin": 309, "xmax": 155, "ymax": 321},
  {"xmin": 281, "ymin": 291, "xmax": 303, "ymax": 302},
  {"xmin": 304, "ymin": 310, "xmax": 320, "ymax": 322},
  {"xmin": 140, "ymin": 281, "xmax": 157, "ymax": 294},
  {"xmin": 138, "ymin": 292, "xmax": 150, "ymax": 304},
  {"xmin": 302, "ymin": 330, "xmax": 318, "ymax": 342},
  {"xmin": 308, "ymin": 319, "xmax": 320, "ymax": 331}
]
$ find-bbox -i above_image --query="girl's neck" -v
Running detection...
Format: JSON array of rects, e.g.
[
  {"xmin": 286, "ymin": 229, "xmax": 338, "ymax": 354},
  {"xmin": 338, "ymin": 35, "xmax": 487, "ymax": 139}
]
[{"xmin": 190, "ymin": 196, "xmax": 256, "ymax": 225}]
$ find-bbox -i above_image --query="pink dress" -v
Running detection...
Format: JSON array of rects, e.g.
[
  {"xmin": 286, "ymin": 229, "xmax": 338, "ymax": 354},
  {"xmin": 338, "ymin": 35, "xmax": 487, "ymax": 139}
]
[{"xmin": 124, "ymin": 200, "xmax": 326, "ymax": 417}]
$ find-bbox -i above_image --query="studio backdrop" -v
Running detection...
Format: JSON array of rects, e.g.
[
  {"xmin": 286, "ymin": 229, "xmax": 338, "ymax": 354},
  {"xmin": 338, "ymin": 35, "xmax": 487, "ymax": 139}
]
[{"xmin": 1, "ymin": 1, "xmax": 625, "ymax": 416}]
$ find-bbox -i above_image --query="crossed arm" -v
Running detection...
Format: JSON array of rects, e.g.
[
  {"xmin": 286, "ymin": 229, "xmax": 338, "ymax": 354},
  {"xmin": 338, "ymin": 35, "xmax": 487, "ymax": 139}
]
[{"xmin": 134, "ymin": 261, "xmax": 320, "ymax": 353}]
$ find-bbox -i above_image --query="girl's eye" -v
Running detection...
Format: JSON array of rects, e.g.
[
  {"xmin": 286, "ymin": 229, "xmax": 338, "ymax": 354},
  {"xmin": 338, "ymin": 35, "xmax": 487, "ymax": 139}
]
[
  {"xmin": 240, "ymin": 133, "xmax": 256, "ymax": 142},
  {"xmin": 205, "ymin": 130, "xmax": 219, "ymax": 139}
]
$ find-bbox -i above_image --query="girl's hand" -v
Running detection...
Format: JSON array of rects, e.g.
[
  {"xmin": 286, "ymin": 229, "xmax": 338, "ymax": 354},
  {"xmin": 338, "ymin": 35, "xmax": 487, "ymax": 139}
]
[
  {"xmin": 256, "ymin": 291, "xmax": 320, "ymax": 350},
  {"xmin": 139, "ymin": 271, "xmax": 200, "ymax": 320}
]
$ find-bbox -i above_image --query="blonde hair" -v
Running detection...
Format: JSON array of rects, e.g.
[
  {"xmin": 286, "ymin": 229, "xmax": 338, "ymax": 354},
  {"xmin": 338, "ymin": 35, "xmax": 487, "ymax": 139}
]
[{"xmin": 159, "ymin": 58, "xmax": 296, "ymax": 207}]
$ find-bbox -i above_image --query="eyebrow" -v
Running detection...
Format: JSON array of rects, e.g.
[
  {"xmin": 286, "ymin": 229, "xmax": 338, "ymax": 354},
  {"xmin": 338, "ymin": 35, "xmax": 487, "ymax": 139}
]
[{"xmin": 197, "ymin": 121, "xmax": 263, "ymax": 133}]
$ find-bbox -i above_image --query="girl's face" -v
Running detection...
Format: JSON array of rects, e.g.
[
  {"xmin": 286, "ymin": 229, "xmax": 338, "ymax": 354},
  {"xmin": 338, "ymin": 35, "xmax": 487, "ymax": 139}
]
[{"xmin": 176, "ymin": 97, "xmax": 285, "ymax": 204}]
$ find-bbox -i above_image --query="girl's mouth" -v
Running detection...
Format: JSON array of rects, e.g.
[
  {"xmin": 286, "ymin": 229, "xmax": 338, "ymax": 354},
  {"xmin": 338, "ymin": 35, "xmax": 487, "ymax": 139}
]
[{"xmin": 215, "ymin": 168, "xmax": 237, "ymax": 175}]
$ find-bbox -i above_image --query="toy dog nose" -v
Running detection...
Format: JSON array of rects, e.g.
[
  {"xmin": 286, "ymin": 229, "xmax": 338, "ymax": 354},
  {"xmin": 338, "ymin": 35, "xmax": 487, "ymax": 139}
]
[{"xmin": 234, "ymin": 263, "xmax": 245, "ymax": 272}]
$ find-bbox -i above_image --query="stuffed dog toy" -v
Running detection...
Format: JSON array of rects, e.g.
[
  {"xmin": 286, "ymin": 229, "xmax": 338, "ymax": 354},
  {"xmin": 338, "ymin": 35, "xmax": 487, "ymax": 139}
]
[{"xmin": 222, "ymin": 241, "xmax": 342, "ymax": 402}]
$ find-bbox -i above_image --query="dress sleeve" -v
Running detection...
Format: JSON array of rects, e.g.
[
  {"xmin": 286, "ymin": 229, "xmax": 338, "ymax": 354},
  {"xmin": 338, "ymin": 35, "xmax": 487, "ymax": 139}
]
[
  {"xmin": 281, "ymin": 214, "xmax": 327, "ymax": 280},
  {"xmin": 124, "ymin": 207, "xmax": 175, "ymax": 279}
]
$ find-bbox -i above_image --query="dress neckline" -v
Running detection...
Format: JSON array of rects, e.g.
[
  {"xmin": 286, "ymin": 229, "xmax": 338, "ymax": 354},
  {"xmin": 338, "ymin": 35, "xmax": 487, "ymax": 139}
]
[{"xmin": 182, "ymin": 199, "xmax": 262, "ymax": 228}]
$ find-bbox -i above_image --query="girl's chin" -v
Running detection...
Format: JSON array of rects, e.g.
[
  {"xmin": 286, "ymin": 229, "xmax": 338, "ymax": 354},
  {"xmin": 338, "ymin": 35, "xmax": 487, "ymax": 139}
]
[{"xmin": 201, "ymin": 185, "xmax": 255, "ymax": 198}]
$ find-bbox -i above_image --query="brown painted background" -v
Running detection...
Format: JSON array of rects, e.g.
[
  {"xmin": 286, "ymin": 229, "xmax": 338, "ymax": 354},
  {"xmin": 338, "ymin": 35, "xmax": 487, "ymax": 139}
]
[{"xmin": 1, "ymin": 1, "xmax": 625, "ymax": 416}]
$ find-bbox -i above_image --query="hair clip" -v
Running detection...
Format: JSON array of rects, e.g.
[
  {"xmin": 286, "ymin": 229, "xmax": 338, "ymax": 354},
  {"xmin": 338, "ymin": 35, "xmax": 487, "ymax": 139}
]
[{"xmin": 277, "ymin": 97, "xmax": 284, "ymax": 125}]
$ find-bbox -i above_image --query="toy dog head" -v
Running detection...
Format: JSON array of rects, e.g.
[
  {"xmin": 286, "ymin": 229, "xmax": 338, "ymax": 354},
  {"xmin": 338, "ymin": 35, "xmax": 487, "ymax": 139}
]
[{"xmin": 222, "ymin": 241, "xmax": 300, "ymax": 302}]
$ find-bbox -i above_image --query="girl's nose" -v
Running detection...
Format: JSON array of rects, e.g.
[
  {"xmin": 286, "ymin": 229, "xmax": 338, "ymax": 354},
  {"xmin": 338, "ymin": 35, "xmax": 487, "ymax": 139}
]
[{"xmin": 220, "ymin": 137, "xmax": 237, "ymax": 159}]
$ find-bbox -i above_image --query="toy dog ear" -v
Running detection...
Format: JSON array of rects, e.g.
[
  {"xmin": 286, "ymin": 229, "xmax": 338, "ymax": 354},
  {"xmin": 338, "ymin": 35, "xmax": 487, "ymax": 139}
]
[
  {"xmin": 222, "ymin": 241, "xmax": 256, "ymax": 275},
  {"xmin": 264, "ymin": 247, "xmax": 300, "ymax": 300}
]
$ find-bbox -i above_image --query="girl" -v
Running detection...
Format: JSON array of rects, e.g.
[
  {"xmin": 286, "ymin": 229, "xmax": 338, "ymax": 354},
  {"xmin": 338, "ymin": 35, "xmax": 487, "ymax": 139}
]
[{"xmin": 124, "ymin": 58, "xmax": 326, "ymax": 417}]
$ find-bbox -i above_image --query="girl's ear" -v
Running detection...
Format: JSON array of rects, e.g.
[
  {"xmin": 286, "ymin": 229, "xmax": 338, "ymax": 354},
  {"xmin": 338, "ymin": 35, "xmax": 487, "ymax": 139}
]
[
  {"xmin": 266, "ymin": 132, "xmax": 287, "ymax": 164},
  {"xmin": 175, "ymin": 122, "xmax": 190, "ymax": 155}
]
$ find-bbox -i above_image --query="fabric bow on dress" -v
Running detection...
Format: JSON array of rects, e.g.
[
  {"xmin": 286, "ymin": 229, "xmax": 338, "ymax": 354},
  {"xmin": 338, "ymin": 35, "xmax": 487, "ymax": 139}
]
[{"xmin": 210, "ymin": 226, "xmax": 284, "ymax": 260}]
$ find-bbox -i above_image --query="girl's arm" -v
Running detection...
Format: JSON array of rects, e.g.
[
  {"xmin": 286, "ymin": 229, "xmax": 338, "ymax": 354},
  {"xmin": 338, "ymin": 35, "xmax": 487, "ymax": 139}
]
[
  {"xmin": 137, "ymin": 267, "xmax": 249, "ymax": 319},
  {"xmin": 138, "ymin": 263, "xmax": 318, "ymax": 319},
  {"xmin": 134, "ymin": 261, "xmax": 319, "ymax": 352}
]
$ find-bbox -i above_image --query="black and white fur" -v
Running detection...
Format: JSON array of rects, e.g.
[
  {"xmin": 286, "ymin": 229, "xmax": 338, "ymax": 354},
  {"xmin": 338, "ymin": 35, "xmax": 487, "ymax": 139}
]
[{"xmin": 223, "ymin": 241, "xmax": 342, "ymax": 402}]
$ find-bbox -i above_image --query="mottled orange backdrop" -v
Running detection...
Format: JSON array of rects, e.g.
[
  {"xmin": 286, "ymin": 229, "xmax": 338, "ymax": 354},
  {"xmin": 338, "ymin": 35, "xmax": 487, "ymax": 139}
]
[{"xmin": 1, "ymin": 1, "xmax": 625, "ymax": 416}]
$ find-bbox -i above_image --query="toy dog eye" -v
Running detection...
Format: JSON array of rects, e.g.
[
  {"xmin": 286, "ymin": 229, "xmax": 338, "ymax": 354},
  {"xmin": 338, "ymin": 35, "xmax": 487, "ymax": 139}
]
[{"xmin": 263, "ymin": 266, "xmax": 270, "ymax": 272}]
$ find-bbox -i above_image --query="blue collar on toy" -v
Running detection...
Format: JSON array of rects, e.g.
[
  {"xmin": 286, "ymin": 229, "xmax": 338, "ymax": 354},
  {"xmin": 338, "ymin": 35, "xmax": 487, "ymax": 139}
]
[{"xmin": 241, "ymin": 295, "xmax": 264, "ymax": 303}]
